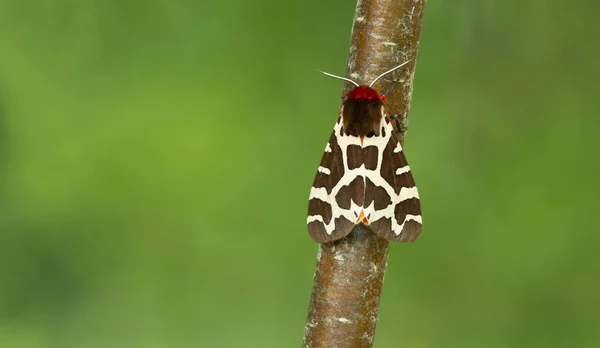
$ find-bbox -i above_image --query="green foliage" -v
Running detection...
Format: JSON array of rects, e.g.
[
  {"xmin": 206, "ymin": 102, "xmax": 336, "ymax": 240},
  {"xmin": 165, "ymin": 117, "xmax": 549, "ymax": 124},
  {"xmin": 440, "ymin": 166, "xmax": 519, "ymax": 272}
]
[{"xmin": 1, "ymin": 0, "xmax": 599, "ymax": 347}]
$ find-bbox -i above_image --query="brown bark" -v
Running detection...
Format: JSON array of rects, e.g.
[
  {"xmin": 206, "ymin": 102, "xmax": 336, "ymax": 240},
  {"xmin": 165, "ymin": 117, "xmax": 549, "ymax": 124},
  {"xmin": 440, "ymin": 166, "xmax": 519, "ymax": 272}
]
[{"xmin": 302, "ymin": 0, "xmax": 425, "ymax": 347}]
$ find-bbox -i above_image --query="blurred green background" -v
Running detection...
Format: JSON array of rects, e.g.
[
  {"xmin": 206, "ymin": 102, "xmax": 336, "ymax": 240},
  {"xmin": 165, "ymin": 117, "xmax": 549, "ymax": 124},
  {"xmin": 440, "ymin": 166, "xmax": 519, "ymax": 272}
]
[{"xmin": 1, "ymin": 0, "xmax": 599, "ymax": 347}]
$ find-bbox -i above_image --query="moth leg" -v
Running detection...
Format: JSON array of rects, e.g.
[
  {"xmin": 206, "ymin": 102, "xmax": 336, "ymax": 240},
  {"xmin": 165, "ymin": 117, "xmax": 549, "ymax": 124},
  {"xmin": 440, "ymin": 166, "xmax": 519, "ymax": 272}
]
[
  {"xmin": 381, "ymin": 79, "xmax": 400, "ymax": 100},
  {"xmin": 379, "ymin": 67, "xmax": 409, "ymax": 101},
  {"xmin": 388, "ymin": 114, "xmax": 408, "ymax": 133}
]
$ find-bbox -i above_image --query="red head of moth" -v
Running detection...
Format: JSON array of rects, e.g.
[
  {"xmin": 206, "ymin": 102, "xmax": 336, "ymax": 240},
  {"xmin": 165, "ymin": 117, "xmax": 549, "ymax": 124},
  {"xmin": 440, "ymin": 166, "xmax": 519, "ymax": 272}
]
[
  {"xmin": 345, "ymin": 86, "xmax": 381, "ymax": 101},
  {"xmin": 342, "ymin": 86, "xmax": 386, "ymax": 137}
]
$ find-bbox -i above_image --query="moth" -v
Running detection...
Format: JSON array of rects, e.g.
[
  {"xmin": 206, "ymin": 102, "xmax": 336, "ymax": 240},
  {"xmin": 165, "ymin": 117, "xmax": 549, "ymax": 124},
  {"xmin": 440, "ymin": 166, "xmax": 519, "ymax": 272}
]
[{"xmin": 307, "ymin": 62, "xmax": 422, "ymax": 243}]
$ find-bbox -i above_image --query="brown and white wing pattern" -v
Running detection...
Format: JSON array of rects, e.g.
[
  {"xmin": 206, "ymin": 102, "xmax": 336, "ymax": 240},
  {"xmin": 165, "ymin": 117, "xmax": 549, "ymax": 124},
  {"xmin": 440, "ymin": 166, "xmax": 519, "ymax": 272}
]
[
  {"xmin": 307, "ymin": 113, "xmax": 422, "ymax": 243},
  {"xmin": 363, "ymin": 117, "xmax": 422, "ymax": 242},
  {"xmin": 307, "ymin": 117, "xmax": 365, "ymax": 243}
]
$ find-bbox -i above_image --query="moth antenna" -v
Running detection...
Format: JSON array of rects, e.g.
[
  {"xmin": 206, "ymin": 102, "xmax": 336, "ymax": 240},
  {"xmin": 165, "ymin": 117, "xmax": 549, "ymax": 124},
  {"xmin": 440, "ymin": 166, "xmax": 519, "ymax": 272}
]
[
  {"xmin": 317, "ymin": 70, "xmax": 360, "ymax": 87},
  {"xmin": 368, "ymin": 60, "xmax": 412, "ymax": 88}
]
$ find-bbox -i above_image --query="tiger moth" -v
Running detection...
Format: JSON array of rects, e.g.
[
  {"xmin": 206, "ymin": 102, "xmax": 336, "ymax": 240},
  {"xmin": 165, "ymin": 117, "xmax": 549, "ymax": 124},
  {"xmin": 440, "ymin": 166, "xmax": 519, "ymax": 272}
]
[{"xmin": 307, "ymin": 62, "xmax": 422, "ymax": 243}]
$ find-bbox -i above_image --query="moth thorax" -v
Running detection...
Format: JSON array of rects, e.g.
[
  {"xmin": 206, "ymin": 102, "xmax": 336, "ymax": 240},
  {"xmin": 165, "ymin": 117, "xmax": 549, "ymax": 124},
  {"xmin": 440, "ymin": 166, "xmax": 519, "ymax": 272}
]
[{"xmin": 341, "ymin": 95, "xmax": 385, "ymax": 137}]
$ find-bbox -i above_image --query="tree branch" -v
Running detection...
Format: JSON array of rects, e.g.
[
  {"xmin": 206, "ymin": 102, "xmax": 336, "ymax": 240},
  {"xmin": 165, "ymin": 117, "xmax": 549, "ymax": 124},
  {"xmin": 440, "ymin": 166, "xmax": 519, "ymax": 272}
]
[{"xmin": 303, "ymin": 0, "xmax": 425, "ymax": 347}]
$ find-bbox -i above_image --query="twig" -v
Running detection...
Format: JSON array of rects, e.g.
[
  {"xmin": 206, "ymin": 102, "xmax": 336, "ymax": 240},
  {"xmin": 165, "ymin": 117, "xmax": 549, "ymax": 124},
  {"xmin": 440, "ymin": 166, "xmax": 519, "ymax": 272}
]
[{"xmin": 302, "ymin": 0, "xmax": 425, "ymax": 347}]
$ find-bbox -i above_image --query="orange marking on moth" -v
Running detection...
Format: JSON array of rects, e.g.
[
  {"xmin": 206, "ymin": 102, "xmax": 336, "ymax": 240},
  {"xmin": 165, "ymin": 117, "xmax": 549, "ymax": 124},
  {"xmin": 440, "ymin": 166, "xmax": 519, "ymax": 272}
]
[
  {"xmin": 356, "ymin": 210, "xmax": 369, "ymax": 224},
  {"xmin": 360, "ymin": 136, "xmax": 364, "ymax": 145}
]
